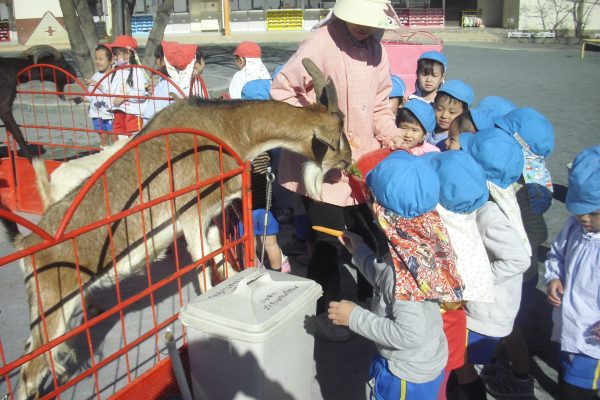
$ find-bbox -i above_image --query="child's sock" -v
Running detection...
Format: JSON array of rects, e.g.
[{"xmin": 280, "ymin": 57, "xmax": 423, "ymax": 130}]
[{"xmin": 457, "ymin": 377, "xmax": 487, "ymax": 400}]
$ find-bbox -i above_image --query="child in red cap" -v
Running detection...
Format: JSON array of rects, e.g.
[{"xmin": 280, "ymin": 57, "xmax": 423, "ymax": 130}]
[
  {"xmin": 143, "ymin": 41, "xmax": 198, "ymax": 124},
  {"xmin": 108, "ymin": 35, "xmax": 147, "ymax": 139},
  {"xmin": 228, "ymin": 41, "xmax": 270, "ymax": 99}
]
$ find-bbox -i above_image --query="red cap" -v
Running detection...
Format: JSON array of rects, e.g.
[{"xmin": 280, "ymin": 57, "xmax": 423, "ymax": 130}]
[
  {"xmin": 233, "ymin": 41, "xmax": 261, "ymax": 58},
  {"xmin": 111, "ymin": 35, "xmax": 138, "ymax": 51},
  {"xmin": 97, "ymin": 42, "xmax": 112, "ymax": 51},
  {"xmin": 162, "ymin": 40, "xmax": 197, "ymax": 70}
]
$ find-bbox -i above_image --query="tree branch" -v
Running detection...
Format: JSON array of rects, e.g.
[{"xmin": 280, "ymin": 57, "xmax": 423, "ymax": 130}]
[
  {"xmin": 59, "ymin": 0, "xmax": 94, "ymax": 77},
  {"xmin": 143, "ymin": 0, "xmax": 175, "ymax": 66}
]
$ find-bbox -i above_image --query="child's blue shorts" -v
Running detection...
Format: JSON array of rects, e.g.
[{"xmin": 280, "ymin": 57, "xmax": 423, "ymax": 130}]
[
  {"xmin": 92, "ymin": 118, "xmax": 113, "ymax": 132},
  {"xmin": 561, "ymin": 351, "xmax": 600, "ymax": 390},
  {"xmin": 239, "ymin": 209, "xmax": 280, "ymax": 236},
  {"xmin": 466, "ymin": 329, "xmax": 501, "ymax": 365},
  {"xmin": 368, "ymin": 355, "xmax": 443, "ymax": 400}
]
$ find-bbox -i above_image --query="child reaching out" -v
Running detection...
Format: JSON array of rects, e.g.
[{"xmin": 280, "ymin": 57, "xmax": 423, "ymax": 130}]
[
  {"xmin": 411, "ymin": 51, "xmax": 447, "ymax": 103},
  {"xmin": 396, "ymin": 99, "xmax": 439, "ymax": 155},
  {"xmin": 329, "ymin": 151, "xmax": 465, "ymax": 399},
  {"xmin": 545, "ymin": 144, "xmax": 600, "ymax": 400}
]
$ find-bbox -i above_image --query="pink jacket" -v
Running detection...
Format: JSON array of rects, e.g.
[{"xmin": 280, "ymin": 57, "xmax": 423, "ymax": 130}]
[
  {"xmin": 270, "ymin": 18, "xmax": 403, "ymax": 207},
  {"xmin": 409, "ymin": 142, "xmax": 440, "ymax": 156}
]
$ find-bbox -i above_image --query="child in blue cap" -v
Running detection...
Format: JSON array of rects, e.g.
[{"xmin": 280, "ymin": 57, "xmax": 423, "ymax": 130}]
[
  {"xmin": 425, "ymin": 151, "xmax": 493, "ymax": 399},
  {"xmin": 328, "ymin": 151, "xmax": 465, "ymax": 400},
  {"xmin": 389, "ymin": 74, "xmax": 406, "ymax": 115},
  {"xmin": 545, "ymin": 145, "xmax": 600, "ymax": 400},
  {"xmin": 455, "ymin": 130, "xmax": 532, "ymax": 400},
  {"xmin": 429, "ymin": 80, "xmax": 474, "ymax": 151},
  {"xmin": 396, "ymin": 99, "xmax": 439, "ymax": 156},
  {"xmin": 485, "ymin": 107, "xmax": 555, "ymax": 398},
  {"xmin": 411, "ymin": 50, "xmax": 448, "ymax": 103},
  {"xmin": 444, "ymin": 96, "xmax": 516, "ymax": 151}
]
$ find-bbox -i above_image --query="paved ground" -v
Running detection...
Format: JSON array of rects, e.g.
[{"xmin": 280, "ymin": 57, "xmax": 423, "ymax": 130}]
[{"xmin": 0, "ymin": 39, "xmax": 598, "ymax": 399}]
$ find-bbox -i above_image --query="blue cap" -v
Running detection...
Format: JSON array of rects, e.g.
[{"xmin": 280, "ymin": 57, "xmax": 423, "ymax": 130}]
[
  {"xmin": 403, "ymin": 99, "xmax": 436, "ymax": 133},
  {"xmin": 494, "ymin": 107, "xmax": 555, "ymax": 158},
  {"xmin": 469, "ymin": 95, "xmax": 518, "ymax": 130},
  {"xmin": 366, "ymin": 151, "xmax": 440, "ymax": 218},
  {"xmin": 241, "ymin": 79, "xmax": 271, "ymax": 100},
  {"xmin": 418, "ymin": 50, "xmax": 448, "ymax": 72},
  {"xmin": 272, "ymin": 64, "xmax": 284, "ymax": 79},
  {"xmin": 438, "ymin": 80, "xmax": 475, "ymax": 107},
  {"xmin": 477, "ymin": 96, "xmax": 517, "ymax": 115},
  {"xmin": 566, "ymin": 145, "xmax": 600, "ymax": 215},
  {"xmin": 390, "ymin": 75, "xmax": 406, "ymax": 98},
  {"xmin": 469, "ymin": 107, "xmax": 498, "ymax": 130},
  {"xmin": 459, "ymin": 128, "xmax": 525, "ymax": 188},
  {"xmin": 424, "ymin": 151, "xmax": 489, "ymax": 214}
]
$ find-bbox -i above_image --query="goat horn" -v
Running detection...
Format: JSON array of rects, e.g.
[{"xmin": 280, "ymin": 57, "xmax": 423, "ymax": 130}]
[
  {"xmin": 21, "ymin": 45, "xmax": 62, "ymax": 64},
  {"xmin": 302, "ymin": 58, "xmax": 326, "ymax": 106}
]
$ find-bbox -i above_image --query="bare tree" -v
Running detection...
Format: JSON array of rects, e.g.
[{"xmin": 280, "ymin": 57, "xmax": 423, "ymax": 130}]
[
  {"xmin": 572, "ymin": 0, "xmax": 600, "ymax": 37},
  {"xmin": 59, "ymin": 0, "xmax": 98, "ymax": 77},
  {"xmin": 60, "ymin": 0, "xmax": 175, "ymax": 78},
  {"xmin": 520, "ymin": 0, "xmax": 572, "ymax": 32}
]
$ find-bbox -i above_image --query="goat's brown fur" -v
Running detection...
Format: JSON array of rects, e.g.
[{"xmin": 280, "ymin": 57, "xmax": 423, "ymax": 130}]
[{"xmin": 11, "ymin": 96, "xmax": 351, "ymax": 399}]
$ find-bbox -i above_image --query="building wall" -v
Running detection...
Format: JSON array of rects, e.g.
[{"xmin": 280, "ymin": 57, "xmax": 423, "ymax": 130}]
[
  {"xmin": 477, "ymin": 0, "xmax": 503, "ymax": 27},
  {"xmin": 517, "ymin": 0, "xmax": 600, "ymax": 31},
  {"xmin": 14, "ymin": 0, "xmax": 62, "ymax": 19},
  {"xmin": 502, "ymin": 0, "xmax": 519, "ymax": 28}
]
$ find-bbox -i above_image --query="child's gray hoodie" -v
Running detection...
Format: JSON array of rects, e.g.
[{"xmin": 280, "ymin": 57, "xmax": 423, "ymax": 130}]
[
  {"xmin": 466, "ymin": 201, "xmax": 531, "ymax": 337},
  {"xmin": 348, "ymin": 242, "xmax": 447, "ymax": 384}
]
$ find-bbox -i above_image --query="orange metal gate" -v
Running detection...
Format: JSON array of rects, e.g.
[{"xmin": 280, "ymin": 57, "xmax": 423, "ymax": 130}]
[
  {"xmin": 1, "ymin": 63, "xmax": 210, "ymax": 215},
  {"xmin": 0, "ymin": 63, "xmax": 251, "ymax": 400}
]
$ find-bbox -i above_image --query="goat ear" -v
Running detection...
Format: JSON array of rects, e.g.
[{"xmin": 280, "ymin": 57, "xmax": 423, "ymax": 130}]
[
  {"xmin": 313, "ymin": 131, "xmax": 337, "ymax": 152},
  {"xmin": 311, "ymin": 134, "xmax": 330, "ymax": 164},
  {"xmin": 323, "ymin": 77, "xmax": 339, "ymax": 114}
]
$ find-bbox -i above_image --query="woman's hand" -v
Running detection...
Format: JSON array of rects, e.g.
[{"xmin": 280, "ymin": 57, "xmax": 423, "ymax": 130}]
[{"xmin": 389, "ymin": 134, "xmax": 405, "ymax": 150}]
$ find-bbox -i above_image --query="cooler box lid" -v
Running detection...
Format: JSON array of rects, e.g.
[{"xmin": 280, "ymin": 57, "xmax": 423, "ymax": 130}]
[{"xmin": 180, "ymin": 268, "xmax": 322, "ymax": 342}]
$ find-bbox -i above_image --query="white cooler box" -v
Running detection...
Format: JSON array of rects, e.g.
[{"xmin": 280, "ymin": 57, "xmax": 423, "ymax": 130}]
[{"xmin": 180, "ymin": 268, "xmax": 322, "ymax": 400}]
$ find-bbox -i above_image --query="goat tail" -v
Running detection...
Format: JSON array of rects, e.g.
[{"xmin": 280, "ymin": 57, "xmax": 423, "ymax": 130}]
[
  {"xmin": 0, "ymin": 210, "xmax": 21, "ymax": 245},
  {"xmin": 33, "ymin": 157, "xmax": 52, "ymax": 211}
]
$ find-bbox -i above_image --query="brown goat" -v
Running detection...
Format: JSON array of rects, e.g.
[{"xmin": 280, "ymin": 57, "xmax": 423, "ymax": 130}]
[{"xmin": 4, "ymin": 59, "xmax": 351, "ymax": 399}]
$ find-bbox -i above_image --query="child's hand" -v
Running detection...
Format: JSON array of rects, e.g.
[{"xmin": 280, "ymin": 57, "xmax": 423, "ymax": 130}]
[
  {"xmin": 328, "ymin": 300, "xmax": 357, "ymax": 327},
  {"xmin": 546, "ymin": 279, "xmax": 564, "ymax": 307},
  {"xmin": 338, "ymin": 230, "xmax": 364, "ymax": 254},
  {"xmin": 592, "ymin": 322, "xmax": 600, "ymax": 341}
]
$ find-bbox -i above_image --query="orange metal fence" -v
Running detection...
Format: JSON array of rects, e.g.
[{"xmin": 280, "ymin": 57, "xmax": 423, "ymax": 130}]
[
  {"xmin": 0, "ymin": 128, "xmax": 254, "ymax": 399},
  {"xmin": 0, "ymin": 63, "xmax": 250, "ymax": 399},
  {"xmin": 1, "ymin": 63, "xmax": 210, "ymax": 214}
]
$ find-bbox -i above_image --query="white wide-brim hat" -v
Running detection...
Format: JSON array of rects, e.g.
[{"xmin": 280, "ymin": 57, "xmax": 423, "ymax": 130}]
[{"xmin": 333, "ymin": 0, "xmax": 400, "ymax": 29}]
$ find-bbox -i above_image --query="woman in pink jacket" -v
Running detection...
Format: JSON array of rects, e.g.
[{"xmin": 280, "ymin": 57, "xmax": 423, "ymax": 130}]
[{"xmin": 270, "ymin": 0, "xmax": 405, "ymax": 341}]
